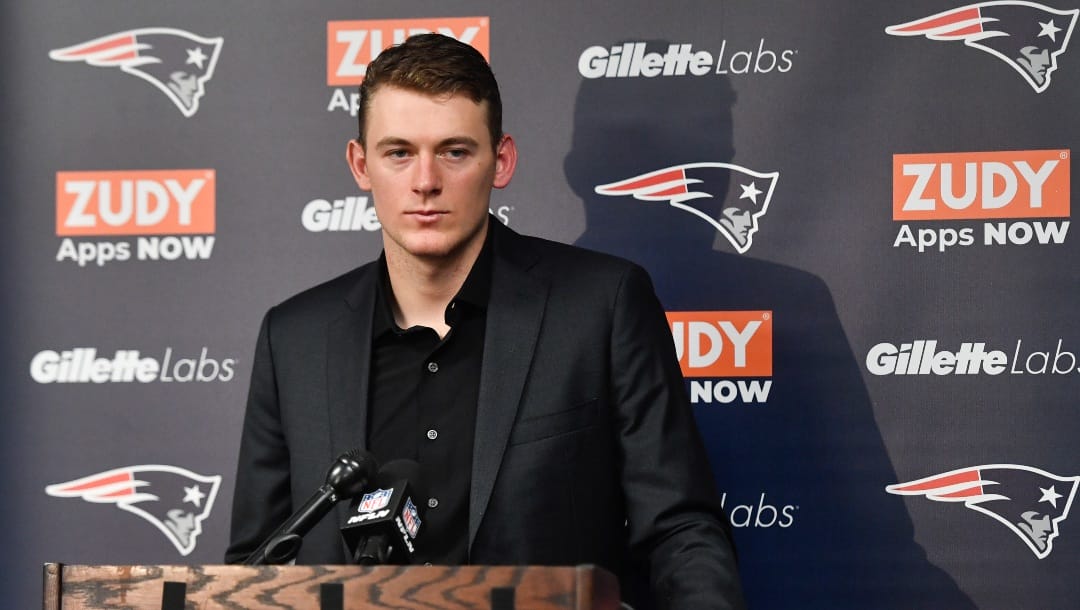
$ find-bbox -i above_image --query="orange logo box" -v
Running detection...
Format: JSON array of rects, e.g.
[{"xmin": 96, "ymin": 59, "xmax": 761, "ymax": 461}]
[
  {"xmin": 327, "ymin": 17, "xmax": 491, "ymax": 86},
  {"xmin": 667, "ymin": 311, "xmax": 773, "ymax": 377},
  {"xmin": 893, "ymin": 149, "xmax": 1070, "ymax": 221},
  {"xmin": 56, "ymin": 169, "xmax": 215, "ymax": 236}
]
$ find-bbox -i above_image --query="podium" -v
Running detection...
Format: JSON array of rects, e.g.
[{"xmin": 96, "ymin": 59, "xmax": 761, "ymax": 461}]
[{"xmin": 42, "ymin": 563, "xmax": 620, "ymax": 609}]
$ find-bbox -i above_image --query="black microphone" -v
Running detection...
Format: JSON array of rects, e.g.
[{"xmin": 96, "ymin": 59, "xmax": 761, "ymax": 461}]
[
  {"xmin": 340, "ymin": 459, "xmax": 427, "ymax": 565},
  {"xmin": 244, "ymin": 449, "xmax": 378, "ymax": 565}
]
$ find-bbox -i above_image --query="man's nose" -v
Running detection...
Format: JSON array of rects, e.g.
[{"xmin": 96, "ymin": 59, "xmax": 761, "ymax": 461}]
[{"xmin": 413, "ymin": 154, "xmax": 442, "ymax": 196}]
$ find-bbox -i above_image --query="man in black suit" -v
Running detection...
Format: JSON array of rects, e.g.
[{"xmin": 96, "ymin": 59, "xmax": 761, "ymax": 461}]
[{"xmin": 226, "ymin": 33, "xmax": 744, "ymax": 609}]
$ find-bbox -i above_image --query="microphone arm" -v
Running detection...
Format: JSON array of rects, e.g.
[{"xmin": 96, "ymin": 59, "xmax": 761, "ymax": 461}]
[{"xmin": 245, "ymin": 449, "xmax": 377, "ymax": 566}]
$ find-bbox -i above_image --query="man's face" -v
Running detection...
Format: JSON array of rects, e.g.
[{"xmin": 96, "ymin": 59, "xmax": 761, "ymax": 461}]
[{"xmin": 347, "ymin": 86, "xmax": 516, "ymax": 264}]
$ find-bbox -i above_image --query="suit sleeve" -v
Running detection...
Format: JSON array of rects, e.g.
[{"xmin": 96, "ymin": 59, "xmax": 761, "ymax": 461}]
[
  {"xmin": 224, "ymin": 308, "xmax": 294, "ymax": 563},
  {"xmin": 610, "ymin": 265, "xmax": 747, "ymax": 609}
]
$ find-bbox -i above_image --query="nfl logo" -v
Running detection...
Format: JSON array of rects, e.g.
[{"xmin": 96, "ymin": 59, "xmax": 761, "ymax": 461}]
[
  {"xmin": 402, "ymin": 497, "xmax": 422, "ymax": 539},
  {"xmin": 358, "ymin": 488, "xmax": 393, "ymax": 512}
]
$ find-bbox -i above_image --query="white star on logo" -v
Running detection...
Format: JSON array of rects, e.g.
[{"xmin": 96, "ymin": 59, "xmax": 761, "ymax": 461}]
[
  {"xmin": 739, "ymin": 181, "xmax": 763, "ymax": 204},
  {"xmin": 186, "ymin": 47, "xmax": 208, "ymax": 69},
  {"xmin": 1039, "ymin": 485, "xmax": 1063, "ymax": 509},
  {"xmin": 183, "ymin": 484, "xmax": 206, "ymax": 507},
  {"xmin": 1039, "ymin": 19, "xmax": 1062, "ymax": 42}
]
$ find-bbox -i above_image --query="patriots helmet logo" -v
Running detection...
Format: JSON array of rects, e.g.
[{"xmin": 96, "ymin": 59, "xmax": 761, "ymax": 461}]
[
  {"xmin": 887, "ymin": 464, "xmax": 1079, "ymax": 558},
  {"xmin": 594, "ymin": 163, "xmax": 779, "ymax": 254},
  {"xmin": 45, "ymin": 464, "xmax": 222, "ymax": 556},
  {"xmin": 886, "ymin": 1, "xmax": 1079, "ymax": 93},
  {"xmin": 49, "ymin": 28, "xmax": 223, "ymax": 117}
]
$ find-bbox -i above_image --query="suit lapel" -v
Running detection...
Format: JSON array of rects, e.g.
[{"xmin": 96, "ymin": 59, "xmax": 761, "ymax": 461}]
[
  {"xmin": 469, "ymin": 223, "xmax": 549, "ymax": 551},
  {"xmin": 326, "ymin": 264, "xmax": 378, "ymax": 543}
]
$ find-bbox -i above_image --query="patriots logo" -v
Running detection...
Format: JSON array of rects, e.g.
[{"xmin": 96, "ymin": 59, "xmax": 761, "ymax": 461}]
[
  {"xmin": 887, "ymin": 464, "xmax": 1079, "ymax": 558},
  {"xmin": 45, "ymin": 464, "xmax": 222, "ymax": 556},
  {"xmin": 594, "ymin": 163, "xmax": 779, "ymax": 254},
  {"xmin": 886, "ymin": 1, "xmax": 1079, "ymax": 93},
  {"xmin": 49, "ymin": 28, "xmax": 224, "ymax": 117}
]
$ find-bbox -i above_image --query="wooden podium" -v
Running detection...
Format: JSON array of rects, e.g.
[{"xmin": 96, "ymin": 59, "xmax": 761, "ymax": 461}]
[{"xmin": 42, "ymin": 563, "xmax": 621, "ymax": 609}]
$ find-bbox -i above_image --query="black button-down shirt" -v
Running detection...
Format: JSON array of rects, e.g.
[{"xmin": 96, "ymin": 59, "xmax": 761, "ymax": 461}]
[{"xmin": 366, "ymin": 234, "xmax": 492, "ymax": 564}]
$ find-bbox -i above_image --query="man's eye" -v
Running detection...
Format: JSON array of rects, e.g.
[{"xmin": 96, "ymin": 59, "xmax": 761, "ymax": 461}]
[
  {"xmin": 444, "ymin": 149, "xmax": 468, "ymax": 159},
  {"xmin": 387, "ymin": 150, "xmax": 409, "ymax": 159}
]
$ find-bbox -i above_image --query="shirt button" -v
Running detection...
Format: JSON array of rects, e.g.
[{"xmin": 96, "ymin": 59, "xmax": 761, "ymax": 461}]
[
  {"xmin": 427, "ymin": 361, "xmax": 439, "ymax": 373},
  {"xmin": 426, "ymin": 429, "xmax": 438, "ymax": 440},
  {"xmin": 428, "ymin": 497, "xmax": 439, "ymax": 509}
]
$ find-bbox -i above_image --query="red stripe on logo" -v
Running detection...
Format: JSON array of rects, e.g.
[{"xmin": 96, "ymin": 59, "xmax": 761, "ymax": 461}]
[
  {"xmin": 62, "ymin": 471, "xmax": 132, "ymax": 492},
  {"xmin": 893, "ymin": 7, "xmax": 980, "ymax": 33},
  {"xmin": 895, "ymin": 469, "xmax": 979, "ymax": 492},
  {"xmin": 62, "ymin": 34, "xmax": 136, "ymax": 58}
]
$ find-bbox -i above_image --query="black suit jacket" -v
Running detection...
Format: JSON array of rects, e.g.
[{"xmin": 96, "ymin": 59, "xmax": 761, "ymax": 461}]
[{"xmin": 226, "ymin": 219, "xmax": 745, "ymax": 609}]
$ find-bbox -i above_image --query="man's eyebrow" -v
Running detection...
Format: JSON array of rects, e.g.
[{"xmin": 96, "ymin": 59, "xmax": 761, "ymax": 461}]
[
  {"xmin": 373, "ymin": 137, "xmax": 412, "ymax": 149},
  {"xmin": 439, "ymin": 136, "xmax": 480, "ymax": 149},
  {"xmin": 373, "ymin": 136, "xmax": 481, "ymax": 149}
]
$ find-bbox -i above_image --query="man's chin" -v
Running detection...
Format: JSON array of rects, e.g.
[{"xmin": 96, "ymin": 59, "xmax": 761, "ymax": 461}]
[
  {"xmin": 401, "ymin": 236, "xmax": 475, "ymax": 263},
  {"xmin": 387, "ymin": 218, "xmax": 488, "ymax": 263},
  {"xmin": 399, "ymin": 240, "xmax": 453, "ymax": 258}
]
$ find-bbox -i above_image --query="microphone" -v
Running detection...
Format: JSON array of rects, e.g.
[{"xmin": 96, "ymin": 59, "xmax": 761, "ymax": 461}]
[
  {"xmin": 340, "ymin": 459, "xmax": 426, "ymax": 565},
  {"xmin": 244, "ymin": 449, "xmax": 378, "ymax": 565}
]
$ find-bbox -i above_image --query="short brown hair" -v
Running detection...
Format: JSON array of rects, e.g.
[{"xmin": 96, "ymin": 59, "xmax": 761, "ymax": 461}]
[{"xmin": 357, "ymin": 33, "xmax": 502, "ymax": 149}]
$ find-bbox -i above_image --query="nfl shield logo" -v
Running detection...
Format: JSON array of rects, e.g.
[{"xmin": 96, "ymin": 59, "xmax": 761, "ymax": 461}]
[
  {"xmin": 402, "ymin": 497, "xmax": 422, "ymax": 538},
  {"xmin": 358, "ymin": 488, "xmax": 393, "ymax": 512}
]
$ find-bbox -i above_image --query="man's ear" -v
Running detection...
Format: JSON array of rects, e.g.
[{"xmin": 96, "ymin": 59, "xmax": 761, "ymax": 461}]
[
  {"xmin": 493, "ymin": 134, "xmax": 518, "ymax": 189},
  {"xmin": 346, "ymin": 139, "xmax": 372, "ymax": 191}
]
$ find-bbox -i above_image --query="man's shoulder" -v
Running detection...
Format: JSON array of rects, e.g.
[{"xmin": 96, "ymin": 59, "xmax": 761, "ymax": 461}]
[
  {"xmin": 268, "ymin": 261, "xmax": 377, "ymax": 320},
  {"xmin": 497, "ymin": 222, "xmax": 644, "ymax": 279}
]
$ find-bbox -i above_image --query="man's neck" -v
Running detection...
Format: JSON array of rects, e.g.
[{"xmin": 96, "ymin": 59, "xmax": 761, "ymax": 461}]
[{"xmin": 383, "ymin": 228, "xmax": 488, "ymax": 337}]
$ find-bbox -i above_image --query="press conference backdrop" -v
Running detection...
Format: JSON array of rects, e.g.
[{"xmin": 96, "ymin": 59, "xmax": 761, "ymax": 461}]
[{"xmin": 3, "ymin": 1, "xmax": 1077, "ymax": 608}]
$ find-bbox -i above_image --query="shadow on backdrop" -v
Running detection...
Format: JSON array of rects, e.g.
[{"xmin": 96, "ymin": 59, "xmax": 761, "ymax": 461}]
[{"xmin": 564, "ymin": 49, "xmax": 974, "ymax": 610}]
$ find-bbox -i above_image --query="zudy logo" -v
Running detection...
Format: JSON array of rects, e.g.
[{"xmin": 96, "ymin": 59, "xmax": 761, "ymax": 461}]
[
  {"xmin": 326, "ymin": 17, "xmax": 490, "ymax": 115},
  {"xmin": 894, "ymin": 150, "xmax": 1069, "ymax": 221},
  {"xmin": 891, "ymin": 149, "xmax": 1070, "ymax": 252},
  {"xmin": 55, "ymin": 170, "xmax": 216, "ymax": 266},
  {"xmin": 668, "ymin": 311, "xmax": 773, "ymax": 404},
  {"xmin": 49, "ymin": 28, "xmax": 223, "ymax": 117},
  {"xmin": 57, "ymin": 170, "xmax": 215, "ymax": 236},
  {"xmin": 886, "ymin": 2, "xmax": 1077, "ymax": 93}
]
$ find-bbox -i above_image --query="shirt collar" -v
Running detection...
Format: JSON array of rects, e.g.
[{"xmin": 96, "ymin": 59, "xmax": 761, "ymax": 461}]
[{"xmin": 373, "ymin": 226, "xmax": 494, "ymax": 337}]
